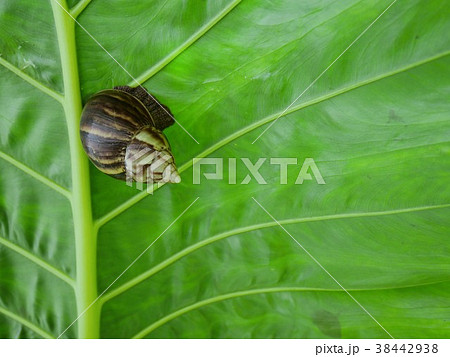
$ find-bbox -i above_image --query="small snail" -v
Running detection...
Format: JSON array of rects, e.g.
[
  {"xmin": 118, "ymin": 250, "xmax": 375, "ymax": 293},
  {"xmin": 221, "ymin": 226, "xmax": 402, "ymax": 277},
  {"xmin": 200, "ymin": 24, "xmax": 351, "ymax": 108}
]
[{"xmin": 80, "ymin": 85, "xmax": 180, "ymax": 184}]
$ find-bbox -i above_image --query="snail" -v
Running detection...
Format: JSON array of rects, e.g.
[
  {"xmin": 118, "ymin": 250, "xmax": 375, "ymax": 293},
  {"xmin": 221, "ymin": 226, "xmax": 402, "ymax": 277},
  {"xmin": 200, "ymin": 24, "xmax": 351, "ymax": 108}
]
[{"xmin": 80, "ymin": 85, "xmax": 181, "ymax": 184}]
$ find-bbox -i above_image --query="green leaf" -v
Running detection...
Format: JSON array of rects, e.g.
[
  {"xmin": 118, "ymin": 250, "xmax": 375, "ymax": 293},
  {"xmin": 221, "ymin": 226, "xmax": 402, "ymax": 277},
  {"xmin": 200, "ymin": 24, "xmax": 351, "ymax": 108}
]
[{"xmin": 0, "ymin": 0, "xmax": 449, "ymax": 339}]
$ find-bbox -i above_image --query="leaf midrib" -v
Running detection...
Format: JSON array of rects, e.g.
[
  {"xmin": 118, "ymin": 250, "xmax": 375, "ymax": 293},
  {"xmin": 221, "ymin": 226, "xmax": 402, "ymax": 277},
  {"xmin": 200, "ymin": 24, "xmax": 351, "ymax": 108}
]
[
  {"xmin": 0, "ymin": 0, "xmax": 244, "ymax": 339},
  {"xmin": 1, "ymin": 0, "xmax": 448, "ymax": 339},
  {"xmin": 51, "ymin": 0, "xmax": 98, "ymax": 339}
]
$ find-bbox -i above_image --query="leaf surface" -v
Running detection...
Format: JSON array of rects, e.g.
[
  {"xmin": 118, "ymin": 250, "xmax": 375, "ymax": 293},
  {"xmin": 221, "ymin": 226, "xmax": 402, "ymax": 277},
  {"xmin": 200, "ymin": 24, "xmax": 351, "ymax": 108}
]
[{"xmin": 0, "ymin": 0, "xmax": 449, "ymax": 338}]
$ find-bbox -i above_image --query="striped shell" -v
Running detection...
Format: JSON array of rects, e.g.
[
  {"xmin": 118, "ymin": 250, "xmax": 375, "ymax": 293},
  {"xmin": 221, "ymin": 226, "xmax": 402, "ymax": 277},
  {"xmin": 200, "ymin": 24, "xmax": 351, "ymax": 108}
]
[{"xmin": 80, "ymin": 88, "xmax": 180, "ymax": 184}]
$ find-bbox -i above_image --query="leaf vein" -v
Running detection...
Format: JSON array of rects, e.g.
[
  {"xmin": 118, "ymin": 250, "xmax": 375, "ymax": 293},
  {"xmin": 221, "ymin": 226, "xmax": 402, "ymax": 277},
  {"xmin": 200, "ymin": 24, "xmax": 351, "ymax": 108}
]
[
  {"xmin": 70, "ymin": 0, "xmax": 92, "ymax": 18},
  {"xmin": 0, "ymin": 305, "xmax": 56, "ymax": 339},
  {"xmin": 0, "ymin": 151, "xmax": 71, "ymax": 199},
  {"xmin": 131, "ymin": 0, "xmax": 243, "ymax": 85},
  {"xmin": 97, "ymin": 50, "xmax": 450, "ymax": 227},
  {"xmin": 0, "ymin": 235, "xmax": 75, "ymax": 287},
  {"xmin": 0, "ymin": 57, "xmax": 64, "ymax": 104},
  {"xmin": 101, "ymin": 202, "xmax": 450, "ymax": 303},
  {"xmin": 131, "ymin": 280, "xmax": 450, "ymax": 338}
]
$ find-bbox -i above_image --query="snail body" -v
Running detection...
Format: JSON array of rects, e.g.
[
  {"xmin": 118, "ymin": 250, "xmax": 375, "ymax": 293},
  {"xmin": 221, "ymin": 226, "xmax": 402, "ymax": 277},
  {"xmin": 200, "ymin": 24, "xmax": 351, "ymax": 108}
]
[{"xmin": 80, "ymin": 85, "xmax": 180, "ymax": 184}]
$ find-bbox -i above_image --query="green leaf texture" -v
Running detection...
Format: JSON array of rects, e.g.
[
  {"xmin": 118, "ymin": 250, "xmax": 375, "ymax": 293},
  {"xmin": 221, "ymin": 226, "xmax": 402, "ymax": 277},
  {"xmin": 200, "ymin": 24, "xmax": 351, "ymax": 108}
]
[{"xmin": 0, "ymin": 0, "xmax": 449, "ymax": 338}]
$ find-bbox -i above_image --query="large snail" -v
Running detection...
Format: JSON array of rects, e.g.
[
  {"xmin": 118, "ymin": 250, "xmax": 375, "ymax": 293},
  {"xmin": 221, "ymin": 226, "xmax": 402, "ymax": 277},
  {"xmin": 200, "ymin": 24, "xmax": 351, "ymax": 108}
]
[{"xmin": 80, "ymin": 85, "xmax": 180, "ymax": 184}]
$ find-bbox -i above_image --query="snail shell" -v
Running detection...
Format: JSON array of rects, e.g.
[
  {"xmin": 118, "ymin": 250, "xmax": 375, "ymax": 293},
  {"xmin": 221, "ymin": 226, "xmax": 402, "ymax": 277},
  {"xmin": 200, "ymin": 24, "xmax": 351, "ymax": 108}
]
[{"xmin": 80, "ymin": 85, "xmax": 180, "ymax": 184}]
